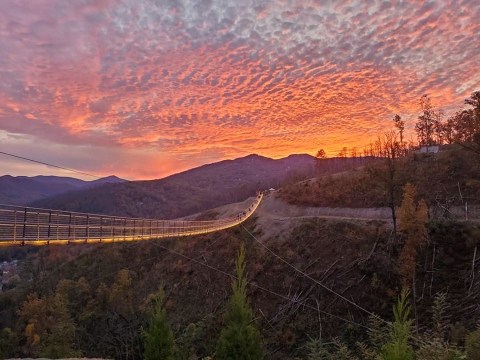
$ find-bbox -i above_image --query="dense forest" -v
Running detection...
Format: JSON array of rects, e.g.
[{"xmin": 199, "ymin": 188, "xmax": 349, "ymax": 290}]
[
  {"xmin": 1, "ymin": 92, "xmax": 480, "ymax": 359},
  {"xmin": 1, "ymin": 216, "xmax": 479, "ymax": 359}
]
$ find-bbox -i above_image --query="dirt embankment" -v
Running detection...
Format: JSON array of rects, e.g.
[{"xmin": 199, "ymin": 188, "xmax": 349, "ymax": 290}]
[
  {"xmin": 182, "ymin": 191, "xmax": 479, "ymax": 242},
  {"xmin": 180, "ymin": 192, "xmax": 392, "ymax": 242}
]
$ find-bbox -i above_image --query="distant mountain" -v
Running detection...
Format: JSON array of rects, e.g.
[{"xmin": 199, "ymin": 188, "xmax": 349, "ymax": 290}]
[
  {"xmin": 31, "ymin": 154, "xmax": 318, "ymax": 219},
  {"xmin": 85, "ymin": 175, "xmax": 126, "ymax": 188},
  {"xmin": 0, "ymin": 175, "xmax": 126, "ymax": 206}
]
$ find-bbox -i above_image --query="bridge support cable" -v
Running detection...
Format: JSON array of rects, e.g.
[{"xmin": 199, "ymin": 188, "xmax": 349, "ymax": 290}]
[
  {"xmin": 0, "ymin": 193, "xmax": 263, "ymax": 246},
  {"xmin": 241, "ymin": 225, "xmax": 390, "ymax": 325}
]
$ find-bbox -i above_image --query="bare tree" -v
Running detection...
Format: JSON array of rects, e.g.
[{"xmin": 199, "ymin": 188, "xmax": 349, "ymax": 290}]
[
  {"xmin": 393, "ymin": 114, "xmax": 405, "ymax": 145},
  {"xmin": 415, "ymin": 95, "xmax": 438, "ymax": 147},
  {"xmin": 369, "ymin": 132, "xmax": 401, "ymax": 236},
  {"xmin": 382, "ymin": 132, "xmax": 401, "ymax": 237},
  {"xmin": 338, "ymin": 147, "xmax": 348, "ymax": 158}
]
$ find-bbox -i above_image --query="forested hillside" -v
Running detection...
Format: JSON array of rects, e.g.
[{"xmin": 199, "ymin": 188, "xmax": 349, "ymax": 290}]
[
  {"xmin": 31, "ymin": 154, "xmax": 320, "ymax": 219},
  {"xmin": 281, "ymin": 144, "xmax": 480, "ymax": 213},
  {"xmin": 0, "ymin": 175, "xmax": 125, "ymax": 206},
  {"xmin": 1, "ymin": 215, "xmax": 479, "ymax": 359}
]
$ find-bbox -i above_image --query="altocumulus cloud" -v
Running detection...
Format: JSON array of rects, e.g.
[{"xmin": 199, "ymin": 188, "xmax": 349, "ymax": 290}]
[{"xmin": 0, "ymin": 0, "xmax": 479, "ymax": 178}]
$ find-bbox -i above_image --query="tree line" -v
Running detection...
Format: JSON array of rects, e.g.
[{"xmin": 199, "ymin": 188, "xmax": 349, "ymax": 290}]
[
  {"xmin": 316, "ymin": 90, "xmax": 480, "ymax": 160},
  {"xmin": 144, "ymin": 227, "xmax": 480, "ymax": 360}
]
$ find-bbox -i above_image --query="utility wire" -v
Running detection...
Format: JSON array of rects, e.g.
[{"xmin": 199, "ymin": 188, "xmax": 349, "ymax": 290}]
[
  {"xmin": 149, "ymin": 240, "xmax": 371, "ymax": 330},
  {"xmin": 242, "ymin": 225, "xmax": 390, "ymax": 324},
  {"xmin": 2, "ymin": 230, "xmax": 387, "ymax": 335},
  {"xmin": 0, "ymin": 237, "xmax": 370, "ymax": 330},
  {"xmin": 0, "ymin": 150, "xmax": 103, "ymax": 179}
]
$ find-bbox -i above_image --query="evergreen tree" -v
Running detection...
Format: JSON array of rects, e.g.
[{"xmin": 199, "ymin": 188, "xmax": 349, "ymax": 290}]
[
  {"xmin": 143, "ymin": 289, "xmax": 175, "ymax": 360},
  {"xmin": 416, "ymin": 292, "xmax": 463, "ymax": 360},
  {"xmin": 0, "ymin": 327, "xmax": 18, "ymax": 359},
  {"xmin": 464, "ymin": 91, "xmax": 480, "ymax": 134},
  {"xmin": 352, "ymin": 314, "xmax": 388, "ymax": 360},
  {"xmin": 304, "ymin": 337, "xmax": 331, "ymax": 360},
  {"xmin": 216, "ymin": 244, "xmax": 263, "ymax": 360},
  {"xmin": 466, "ymin": 327, "xmax": 480, "ymax": 360},
  {"xmin": 382, "ymin": 290, "xmax": 414, "ymax": 360},
  {"xmin": 431, "ymin": 292, "xmax": 450, "ymax": 339},
  {"xmin": 332, "ymin": 338, "xmax": 358, "ymax": 360}
]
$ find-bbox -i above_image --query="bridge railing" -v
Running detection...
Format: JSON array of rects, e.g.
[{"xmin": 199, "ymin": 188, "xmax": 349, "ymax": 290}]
[{"xmin": 0, "ymin": 193, "xmax": 263, "ymax": 246}]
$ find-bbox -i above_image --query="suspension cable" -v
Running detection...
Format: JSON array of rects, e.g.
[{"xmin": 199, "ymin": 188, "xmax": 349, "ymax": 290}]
[{"xmin": 242, "ymin": 225, "xmax": 389, "ymax": 324}]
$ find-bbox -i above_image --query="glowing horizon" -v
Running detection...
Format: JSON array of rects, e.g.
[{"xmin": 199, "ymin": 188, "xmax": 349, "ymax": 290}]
[{"xmin": 0, "ymin": 0, "xmax": 479, "ymax": 180}]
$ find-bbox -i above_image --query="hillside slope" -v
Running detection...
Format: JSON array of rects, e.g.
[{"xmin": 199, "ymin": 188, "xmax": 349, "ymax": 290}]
[
  {"xmin": 280, "ymin": 145, "xmax": 480, "ymax": 217},
  {"xmin": 31, "ymin": 154, "xmax": 317, "ymax": 219},
  {"xmin": 183, "ymin": 192, "xmax": 392, "ymax": 242},
  {"xmin": 0, "ymin": 175, "xmax": 125, "ymax": 205},
  {"xmin": 1, "ymin": 209, "xmax": 478, "ymax": 359}
]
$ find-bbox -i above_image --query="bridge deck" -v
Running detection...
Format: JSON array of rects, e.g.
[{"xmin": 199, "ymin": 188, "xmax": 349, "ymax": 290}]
[{"xmin": 0, "ymin": 193, "xmax": 263, "ymax": 246}]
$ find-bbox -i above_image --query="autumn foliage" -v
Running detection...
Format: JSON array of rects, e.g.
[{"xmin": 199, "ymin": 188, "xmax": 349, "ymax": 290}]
[{"xmin": 397, "ymin": 183, "xmax": 429, "ymax": 285}]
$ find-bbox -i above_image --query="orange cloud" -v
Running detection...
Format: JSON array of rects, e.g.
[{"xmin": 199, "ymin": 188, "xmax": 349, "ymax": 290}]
[{"xmin": 0, "ymin": 0, "xmax": 479, "ymax": 179}]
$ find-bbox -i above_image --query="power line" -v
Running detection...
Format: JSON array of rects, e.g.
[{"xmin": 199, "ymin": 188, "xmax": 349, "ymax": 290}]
[
  {"xmin": 0, "ymin": 237, "xmax": 370, "ymax": 330},
  {"xmin": 149, "ymin": 240, "xmax": 371, "ymax": 330},
  {"xmin": 0, "ymin": 150, "xmax": 102, "ymax": 179},
  {"xmin": 241, "ymin": 225, "xmax": 390, "ymax": 324}
]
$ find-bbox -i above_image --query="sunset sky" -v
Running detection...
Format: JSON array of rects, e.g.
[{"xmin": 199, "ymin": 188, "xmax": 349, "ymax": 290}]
[{"xmin": 0, "ymin": 0, "xmax": 479, "ymax": 180}]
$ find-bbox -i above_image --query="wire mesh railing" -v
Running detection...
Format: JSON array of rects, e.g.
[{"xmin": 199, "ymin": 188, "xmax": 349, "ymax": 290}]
[{"xmin": 0, "ymin": 192, "xmax": 263, "ymax": 246}]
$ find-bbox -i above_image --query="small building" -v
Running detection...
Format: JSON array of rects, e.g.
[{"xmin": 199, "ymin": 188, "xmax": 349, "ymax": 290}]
[{"xmin": 416, "ymin": 145, "xmax": 440, "ymax": 154}]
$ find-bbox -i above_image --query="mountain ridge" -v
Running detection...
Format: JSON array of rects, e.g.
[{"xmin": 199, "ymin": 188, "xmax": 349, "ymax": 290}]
[
  {"xmin": 0, "ymin": 174, "xmax": 126, "ymax": 206},
  {"xmin": 30, "ymin": 154, "xmax": 318, "ymax": 219}
]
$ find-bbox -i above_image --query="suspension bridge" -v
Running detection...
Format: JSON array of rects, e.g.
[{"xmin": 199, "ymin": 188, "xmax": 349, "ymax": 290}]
[{"xmin": 0, "ymin": 192, "xmax": 263, "ymax": 247}]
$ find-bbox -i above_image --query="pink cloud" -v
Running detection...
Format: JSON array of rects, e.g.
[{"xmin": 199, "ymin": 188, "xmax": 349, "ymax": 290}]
[{"xmin": 0, "ymin": 0, "xmax": 479, "ymax": 178}]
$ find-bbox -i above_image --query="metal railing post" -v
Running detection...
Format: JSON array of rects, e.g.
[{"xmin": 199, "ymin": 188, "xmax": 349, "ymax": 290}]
[
  {"xmin": 13, "ymin": 210, "xmax": 17, "ymax": 243},
  {"xmin": 112, "ymin": 217, "xmax": 115, "ymax": 242},
  {"xmin": 22, "ymin": 208, "xmax": 27, "ymax": 245},
  {"xmin": 86, "ymin": 215, "xmax": 89, "ymax": 243},
  {"xmin": 68, "ymin": 213, "xmax": 72, "ymax": 239},
  {"xmin": 36, "ymin": 211, "xmax": 40, "ymax": 242},
  {"xmin": 72, "ymin": 215, "xmax": 76, "ymax": 243},
  {"xmin": 56, "ymin": 213, "xmax": 59, "ymax": 241},
  {"xmin": 47, "ymin": 210, "xmax": 52, "ymax": 243},
  {"xmin": 100, "ymin": 216, "xmax": 103, "ymax": 241}
]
